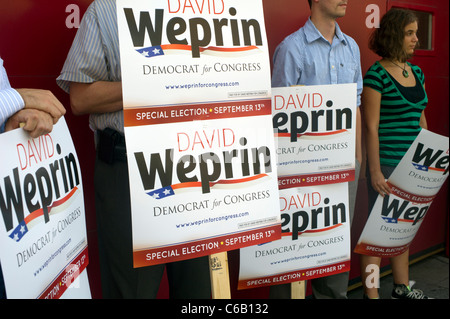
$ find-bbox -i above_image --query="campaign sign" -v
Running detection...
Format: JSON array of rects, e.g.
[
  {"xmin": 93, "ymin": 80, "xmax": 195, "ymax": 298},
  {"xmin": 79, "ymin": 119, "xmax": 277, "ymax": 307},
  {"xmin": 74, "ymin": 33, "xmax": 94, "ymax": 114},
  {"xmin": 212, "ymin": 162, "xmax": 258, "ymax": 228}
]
[
  {"xmin": 273, "ymin": 84, "xmax": 357, "ymax": 189},
  {"xmin": 355, "ymin": 129, "xmax": 449, "ymax": 257},
  {"xmin": 117, "ymin": 0, "xmax": 281, "ymax": 267},
  {"xmin": 117, "ymin": 0, "xmax": 271, "ymax": 108},
  {"xmin": 238, "ymin": 183, "xmax": 350, "ymax": 290},
  {"xmin": 0, "ymin": 118, "xmax": 90, "ymax": 299}
]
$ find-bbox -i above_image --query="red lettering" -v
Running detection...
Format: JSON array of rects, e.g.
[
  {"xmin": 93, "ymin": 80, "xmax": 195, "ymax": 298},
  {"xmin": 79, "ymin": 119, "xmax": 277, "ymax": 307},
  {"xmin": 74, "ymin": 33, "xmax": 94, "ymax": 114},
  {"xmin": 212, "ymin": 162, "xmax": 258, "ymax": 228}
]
[{"xmin": 177, "ymin": 129, "xmax": 235, "ymax": 152}]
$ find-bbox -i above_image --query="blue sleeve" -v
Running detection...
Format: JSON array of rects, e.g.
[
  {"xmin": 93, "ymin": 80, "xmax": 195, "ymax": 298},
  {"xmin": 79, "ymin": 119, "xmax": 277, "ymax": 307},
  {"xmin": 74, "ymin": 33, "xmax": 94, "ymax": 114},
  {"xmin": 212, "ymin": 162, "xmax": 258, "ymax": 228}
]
[
  {"xmin": 0, "ymin": 88, "xmax": 25, "ymax": 129},
  {"xmin": 354, "ymin": 44, "xmax": 363, "ymax": 107},
  {"xmin": 271, "ymin": 39, "xmax": 302, "ymax": 88},
  {"xmin": 1, "ymin": 59, "xmax": 25, "ymax": 130}
]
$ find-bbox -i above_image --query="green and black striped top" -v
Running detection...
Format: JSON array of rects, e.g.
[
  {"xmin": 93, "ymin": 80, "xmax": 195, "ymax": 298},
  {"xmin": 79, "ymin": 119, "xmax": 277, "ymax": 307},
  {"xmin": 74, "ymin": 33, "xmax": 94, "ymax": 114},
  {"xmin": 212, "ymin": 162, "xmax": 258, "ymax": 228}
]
[{"xmin": 363, "ymin": 61, "xmax": 428, "ymax": 167}]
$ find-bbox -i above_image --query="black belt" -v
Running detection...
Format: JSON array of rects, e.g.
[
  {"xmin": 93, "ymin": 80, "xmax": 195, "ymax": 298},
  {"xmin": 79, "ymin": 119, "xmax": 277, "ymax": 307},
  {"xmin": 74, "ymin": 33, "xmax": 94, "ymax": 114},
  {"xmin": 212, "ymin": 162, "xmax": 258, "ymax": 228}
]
[{"xmin": 97, "ymin": 128, "xmax": 127, "ymax": 164}]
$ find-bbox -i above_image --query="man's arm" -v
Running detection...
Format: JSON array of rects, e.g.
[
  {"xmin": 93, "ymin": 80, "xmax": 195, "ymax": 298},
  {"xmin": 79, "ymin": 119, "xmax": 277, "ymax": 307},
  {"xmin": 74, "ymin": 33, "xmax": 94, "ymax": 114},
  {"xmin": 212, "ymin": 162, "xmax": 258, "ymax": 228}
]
[
  {"xmin": 355, "ymin": 107, "xmax": 362, "ymax": 164},
  {"xmin": 1, "ymin": 88, "xmax": 65, "ymax": 136},
  {"xmin": 16, "ymin": 89, "xmax": 66, "ymax": 123},
  {"xmin": 69, "ymin": 81, "xmax": 123, "ymax": 115}
]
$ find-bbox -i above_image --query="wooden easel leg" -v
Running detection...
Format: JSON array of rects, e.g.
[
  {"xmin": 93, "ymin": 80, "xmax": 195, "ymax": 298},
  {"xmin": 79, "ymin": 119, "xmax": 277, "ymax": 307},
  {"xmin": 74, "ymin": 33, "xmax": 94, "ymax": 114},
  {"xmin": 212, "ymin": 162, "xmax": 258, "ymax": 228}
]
[
  {"xmin": 291, "ymin": 281, "xmax": 306, "ymax": 299},
  {"xmin": 209, "ymin": 252, "xmax": 231, "ymax": 299}
]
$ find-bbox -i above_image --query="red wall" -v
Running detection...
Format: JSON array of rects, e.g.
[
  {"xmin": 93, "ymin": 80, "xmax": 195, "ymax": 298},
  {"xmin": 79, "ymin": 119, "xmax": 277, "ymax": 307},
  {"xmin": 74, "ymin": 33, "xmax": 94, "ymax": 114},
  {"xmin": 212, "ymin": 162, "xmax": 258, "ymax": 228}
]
[{"xmin": 0, "ymin": 0, "xmax": 447, "ymax": 299}]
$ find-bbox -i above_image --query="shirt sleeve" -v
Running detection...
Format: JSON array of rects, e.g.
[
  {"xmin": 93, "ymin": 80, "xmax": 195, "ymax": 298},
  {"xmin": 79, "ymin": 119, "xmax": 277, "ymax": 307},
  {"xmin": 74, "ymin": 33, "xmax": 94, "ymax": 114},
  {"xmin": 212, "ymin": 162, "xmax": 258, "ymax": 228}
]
[
  {"xmin": 363, "ymin": 64, "xmax": 383, "ymax": 93},
  {"xmin": 0, "ymin": 61, "xmax": 25, "ymax": 132},
  {"xmin": 56, "ymin": 4, "xmax": 110, "ymax": 93},
  {"xmin": 0, "ymin": 88, "xmax": 25, "ymax": 126},
  {"xmin": 411, "ymin": 64, "xmax": 425, "ymax": 86},
  {"xmin": 353, "ymin": 44, "xmax": 363, "ymax": 107},
  {"xmin": 271, "ymin": 39, "xmax": 302, "ymax": 88}
]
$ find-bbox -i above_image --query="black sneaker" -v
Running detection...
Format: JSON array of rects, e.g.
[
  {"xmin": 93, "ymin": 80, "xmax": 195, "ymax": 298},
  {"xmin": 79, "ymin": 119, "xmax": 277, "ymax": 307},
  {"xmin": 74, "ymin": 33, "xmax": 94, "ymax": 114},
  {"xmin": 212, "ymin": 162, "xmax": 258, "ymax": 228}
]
[{"xmin": 391, "ymin": 284, "xmax": 431, "ymax": 299}]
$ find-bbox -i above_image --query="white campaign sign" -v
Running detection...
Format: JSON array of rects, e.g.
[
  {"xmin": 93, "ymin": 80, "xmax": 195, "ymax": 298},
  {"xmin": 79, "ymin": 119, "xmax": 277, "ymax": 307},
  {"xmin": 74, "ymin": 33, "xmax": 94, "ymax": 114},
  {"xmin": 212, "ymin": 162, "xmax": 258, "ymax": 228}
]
[
  {"xmin": 355, "ymin": 129, "xmax": 449, "ymax": 257},
  {"xmin": 273, "ymin": 84, "xmax": 356, "ymax": 189},
  {"xmin": 117, "ymin": 0, "xmax": 271, "ymax": 108},
  {"xmin": 238, "ymin": 183, "xmax": 350, "ymax": 289},
  {"xmin": 0, "ymin": 118, "xmax": 90, "ymax": 299}
]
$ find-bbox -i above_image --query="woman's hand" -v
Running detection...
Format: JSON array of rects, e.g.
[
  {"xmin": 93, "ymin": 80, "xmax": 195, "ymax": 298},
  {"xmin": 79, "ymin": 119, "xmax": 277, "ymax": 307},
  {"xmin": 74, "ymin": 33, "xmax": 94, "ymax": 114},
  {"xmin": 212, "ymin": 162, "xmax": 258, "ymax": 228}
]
[{"xmin": 370, "ymin": 170, "xmax": 391, "ymax": 197}]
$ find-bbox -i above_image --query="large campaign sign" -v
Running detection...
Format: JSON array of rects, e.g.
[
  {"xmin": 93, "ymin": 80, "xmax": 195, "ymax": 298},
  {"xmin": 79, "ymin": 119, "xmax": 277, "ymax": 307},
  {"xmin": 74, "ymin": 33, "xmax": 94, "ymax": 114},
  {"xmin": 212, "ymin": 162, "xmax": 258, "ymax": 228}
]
[
  {"xmin": 238, "ymin": 85, "xmax": 356, "ymax": 289},
  {"xmin": 355, "ymin": 129, "xmax": 449, "ymax": 257},
  {"xmin": 0, "ymin": 118, "xmax": 90, "ymax": 299},
  {"xmin": 117, "ymin": 0, "xmax": 281, "ymax": 267}
]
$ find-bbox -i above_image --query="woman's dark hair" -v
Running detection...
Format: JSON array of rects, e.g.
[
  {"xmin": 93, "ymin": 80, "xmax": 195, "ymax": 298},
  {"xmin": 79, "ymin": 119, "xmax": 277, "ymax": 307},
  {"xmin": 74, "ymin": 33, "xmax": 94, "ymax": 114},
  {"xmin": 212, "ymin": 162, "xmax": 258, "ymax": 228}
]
[{"xmin": 369, "ymin": 8, "xmax": 418, "ymax": 62}]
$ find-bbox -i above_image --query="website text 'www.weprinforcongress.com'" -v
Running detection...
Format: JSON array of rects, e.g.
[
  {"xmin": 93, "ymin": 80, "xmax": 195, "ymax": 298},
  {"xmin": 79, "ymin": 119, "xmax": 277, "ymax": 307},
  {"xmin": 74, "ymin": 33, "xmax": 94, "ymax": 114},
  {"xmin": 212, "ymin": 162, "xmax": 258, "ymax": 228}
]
[
  {"xmin": 166, "ymin": 81, "xmax": 240, "ymax": 91},
  {"xmin": 176, "ymin": 212, "xmax": 250, "ymax": 229}
]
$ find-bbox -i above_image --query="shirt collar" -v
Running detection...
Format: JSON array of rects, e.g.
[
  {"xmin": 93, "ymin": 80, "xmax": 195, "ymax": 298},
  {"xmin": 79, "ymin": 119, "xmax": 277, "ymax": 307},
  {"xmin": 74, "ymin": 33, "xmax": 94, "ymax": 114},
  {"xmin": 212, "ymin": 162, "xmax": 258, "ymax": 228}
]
[{"xmin": 304, "ymin": 17, "xmax": 347, "ymax": 45}]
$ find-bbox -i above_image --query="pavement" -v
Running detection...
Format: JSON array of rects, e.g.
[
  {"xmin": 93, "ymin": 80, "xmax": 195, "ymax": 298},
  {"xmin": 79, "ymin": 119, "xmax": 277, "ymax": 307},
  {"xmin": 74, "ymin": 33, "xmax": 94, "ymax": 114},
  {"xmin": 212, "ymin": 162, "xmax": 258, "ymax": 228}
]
[{"xmin": 347, "ymin": 251, "xmax": 449, "ymax": 299}]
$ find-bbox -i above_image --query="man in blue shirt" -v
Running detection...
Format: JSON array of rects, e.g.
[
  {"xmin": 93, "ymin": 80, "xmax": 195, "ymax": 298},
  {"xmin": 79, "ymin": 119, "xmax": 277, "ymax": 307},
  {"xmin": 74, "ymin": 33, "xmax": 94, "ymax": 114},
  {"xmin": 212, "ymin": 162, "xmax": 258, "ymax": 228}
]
[{"xmin": 271, "ymin": 0, "xmax": 362, "ymax": 299}]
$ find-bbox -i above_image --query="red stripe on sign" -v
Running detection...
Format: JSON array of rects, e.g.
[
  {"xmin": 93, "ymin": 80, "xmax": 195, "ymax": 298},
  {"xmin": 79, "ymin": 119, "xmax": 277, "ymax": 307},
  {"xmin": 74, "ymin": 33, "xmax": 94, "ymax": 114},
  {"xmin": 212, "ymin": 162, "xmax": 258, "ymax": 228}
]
[
  {"xmin": 386, "ymin": 182, "xmax": 435, "ymax": 204},
  {"xmin": 282, "ymin": 223, "xmax": 344, "ymax": 237},
  {"xmin": 278, "ymin": 169, "xmax": 355, "ymax": 189},
  {"xmin": 238, "ymin": 260, "xmax": 350, "ymax": 290},
  {"xmin": 24, "ymin": 187, "xmax": 79, "ymax": 225},
  {"xmin": 275, "ymin": 129, "xmax": 348, "ymax": 138},
  {"xmin": 161, "ymin": 44, "xmax": 259, "ymax": 53},
  {"xmin": 133, "ymin": 225, "xmax": 281, "ymax": 268},
  {"xmin": 354, "ymin": 242, "xmax": 410, "ymax": 258},
  {"xmin": 124, "ymin": 99, "xmax": 271, "ymax": 127},
  {"xmin": 38, "ymin": 246, "xmax": 89, "ymax": 299}
]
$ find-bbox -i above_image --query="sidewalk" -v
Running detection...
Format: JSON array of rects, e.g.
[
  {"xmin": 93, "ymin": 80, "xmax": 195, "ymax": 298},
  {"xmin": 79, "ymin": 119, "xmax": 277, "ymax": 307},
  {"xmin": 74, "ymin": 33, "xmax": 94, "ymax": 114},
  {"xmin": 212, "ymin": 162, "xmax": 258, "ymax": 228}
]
[{"xmin": 347, "ymin": 251, "xmax": 449, "ymax": 299}]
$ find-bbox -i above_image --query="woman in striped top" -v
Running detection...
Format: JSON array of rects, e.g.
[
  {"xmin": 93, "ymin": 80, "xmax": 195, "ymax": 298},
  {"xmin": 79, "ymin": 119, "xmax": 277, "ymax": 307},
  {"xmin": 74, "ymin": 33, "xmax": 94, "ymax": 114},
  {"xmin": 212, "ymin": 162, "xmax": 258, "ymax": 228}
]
[{"xmin": 360, "ymin": 8, "xmax": 430, "ymax": 299}]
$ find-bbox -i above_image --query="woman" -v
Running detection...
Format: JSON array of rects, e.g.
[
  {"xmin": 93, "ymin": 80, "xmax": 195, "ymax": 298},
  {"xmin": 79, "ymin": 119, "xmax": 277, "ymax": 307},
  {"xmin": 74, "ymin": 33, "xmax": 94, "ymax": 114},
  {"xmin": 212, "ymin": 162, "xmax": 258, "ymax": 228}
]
[{"xmin": 361, "ymin": 8, "xmax": 429, "ymax": 299}]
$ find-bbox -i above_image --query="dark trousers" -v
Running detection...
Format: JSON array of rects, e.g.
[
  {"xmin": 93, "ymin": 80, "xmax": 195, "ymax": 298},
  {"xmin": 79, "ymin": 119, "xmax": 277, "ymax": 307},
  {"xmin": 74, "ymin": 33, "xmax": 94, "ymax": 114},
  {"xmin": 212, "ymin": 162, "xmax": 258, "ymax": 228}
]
[{"xmin": 94, "ymin": 134, "xmax": 210, "ymax": 298}]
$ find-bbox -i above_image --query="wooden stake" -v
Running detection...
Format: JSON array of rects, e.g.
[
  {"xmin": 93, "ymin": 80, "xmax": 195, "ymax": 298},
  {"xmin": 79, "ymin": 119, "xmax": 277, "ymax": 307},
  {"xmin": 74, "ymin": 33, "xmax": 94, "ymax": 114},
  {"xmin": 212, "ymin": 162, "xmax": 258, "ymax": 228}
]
[
  {"xmin": 291, "ymin": 281, "xmax": 306, "ymax": 299},
  {"xmin": 209, "ymin": 252, "xmax": 231, "ymax": 299}
]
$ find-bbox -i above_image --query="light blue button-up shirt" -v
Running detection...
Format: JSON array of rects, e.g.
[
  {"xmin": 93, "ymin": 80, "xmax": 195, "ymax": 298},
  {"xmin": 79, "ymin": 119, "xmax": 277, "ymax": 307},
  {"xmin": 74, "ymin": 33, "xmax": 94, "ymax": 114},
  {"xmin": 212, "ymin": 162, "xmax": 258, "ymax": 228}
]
[
  {"xmin": 271, "ymin": 18, "xmax": 362, "ymax": 106},
  {"xmin": 0, "ymin": 57, "xmax": 25, "ymax": 132}
]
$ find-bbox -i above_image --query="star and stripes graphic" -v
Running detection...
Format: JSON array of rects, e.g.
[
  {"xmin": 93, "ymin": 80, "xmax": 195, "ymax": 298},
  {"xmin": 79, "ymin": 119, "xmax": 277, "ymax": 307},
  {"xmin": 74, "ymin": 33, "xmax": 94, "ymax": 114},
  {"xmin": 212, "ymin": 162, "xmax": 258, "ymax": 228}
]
[
  {"xmin": 136, "ymin": 44, "xmax": 261, "ymax": 58},
  {"xmin": 382, "ymin": 217, "xmax": 398, "ymax": 224},
  {"xmin": 147, "ymin": 174, "xmax": 269, "ymax": 200},
  {"xmin": 137, "ymin": 45, "xmax": 165, "ymax": 58},
  {"xmin": 8, "ymin": 187, "xmax": 80, "ymax": 242},
  {"xmin": 275, "ymin": 129, "xmax": 349, "ymax": 140},
  {"xmin": 412, "ymin": 162, "xmax": 446, "ymax": 173}
]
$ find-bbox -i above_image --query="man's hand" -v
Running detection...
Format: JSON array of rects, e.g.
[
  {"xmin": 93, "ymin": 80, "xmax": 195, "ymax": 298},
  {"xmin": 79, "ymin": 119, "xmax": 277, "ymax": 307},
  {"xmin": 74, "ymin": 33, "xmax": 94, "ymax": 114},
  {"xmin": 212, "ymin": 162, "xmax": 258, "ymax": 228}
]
[
  {"xmin": 5, "ymin": 108, "xmax": 54, "ymax": 138},
  {"xmin": 16, "ymin": 89, "xmax": 66, "ymax": 123}
]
